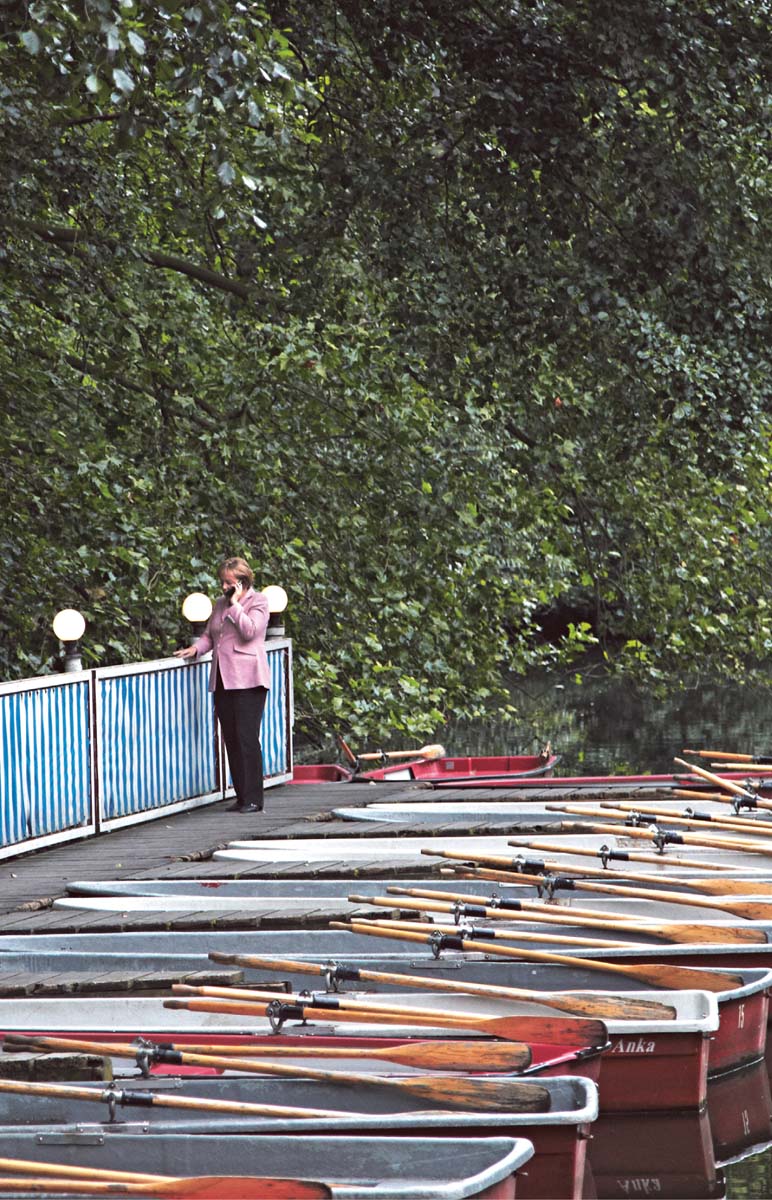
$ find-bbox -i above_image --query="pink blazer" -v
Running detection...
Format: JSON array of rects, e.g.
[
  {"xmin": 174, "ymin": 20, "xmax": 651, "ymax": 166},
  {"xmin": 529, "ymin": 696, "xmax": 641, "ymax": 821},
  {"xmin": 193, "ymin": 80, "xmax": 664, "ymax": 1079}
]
[{"xmin": 195, "ymin": 589, "xmax": 271, "ymax": 691}]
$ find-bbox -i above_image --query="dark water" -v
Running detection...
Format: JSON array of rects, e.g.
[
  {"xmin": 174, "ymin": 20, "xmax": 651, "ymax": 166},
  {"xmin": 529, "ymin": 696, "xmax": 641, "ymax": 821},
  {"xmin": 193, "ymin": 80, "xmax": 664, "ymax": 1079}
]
[
  {"xmin": 439, "ymin": 668, "xmax": 772, "ymax": 1199},
  {"xmin": 441, "ymin": 669, "xmax": 772, "ymax": 777}
]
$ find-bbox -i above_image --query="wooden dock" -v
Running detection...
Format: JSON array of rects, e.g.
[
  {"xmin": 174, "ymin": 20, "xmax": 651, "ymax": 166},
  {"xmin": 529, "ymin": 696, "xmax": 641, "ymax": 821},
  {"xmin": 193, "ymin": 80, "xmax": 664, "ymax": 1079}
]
[{"xmin": 0, "ymin": 779, "xmax": 567, "ymax": 933}]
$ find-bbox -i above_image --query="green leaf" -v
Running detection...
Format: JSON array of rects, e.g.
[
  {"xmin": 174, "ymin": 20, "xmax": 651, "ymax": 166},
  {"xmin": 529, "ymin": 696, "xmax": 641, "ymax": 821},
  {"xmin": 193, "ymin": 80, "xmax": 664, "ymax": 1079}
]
[
  {"xmin": 20, "ymin": 29, "xmax": 40, "ymax": 53},
  {"xmin": 112, "ymin": 67, "xmax": 135, "ymax": 95}
]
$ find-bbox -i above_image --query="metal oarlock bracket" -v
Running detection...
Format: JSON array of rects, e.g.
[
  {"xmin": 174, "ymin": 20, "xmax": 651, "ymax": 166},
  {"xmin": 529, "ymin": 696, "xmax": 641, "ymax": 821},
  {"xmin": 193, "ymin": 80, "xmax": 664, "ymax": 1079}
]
[
  {"xmin": 649, "ymin": 824, "xmax": 680, "ymax": 853},
  {"xmin": 133, "ymin": 1036, "xmax": 156, "ymax": 1077},
  {"xmin": 101, "ymin": 1085, "xmax": 119, "ymax": 1123},
  {"xmin": 266, "ymin": 998, "xmax": 287, "ymax": 1032},
  {"xmin": 539, "ymin": 873, "xmax": 559, "ymax": 900},
  {"xmin": 452, "ymin": 899, "xmax": 465, "ymax": 925},
  {"xmin": 323, "ymin": 959, "xmax": 341, "ymax": 992},
  {"xmin": 599, "ymin": 843, "xmax": 612, "ymax": 868},
  {"xmin": 429, "ymin": 930, "xmax": 445, "ymax": 958},
  {"xmin": 732, "ymin": 794, "xmax": 757, "ymax": 813},
  {"xmin": 624, "ymin": 810, "xmax": 647, "ymax": 827},
  {"xmin": 266, "ymin": 998, "xmax": 308, "ymax": 1032}
]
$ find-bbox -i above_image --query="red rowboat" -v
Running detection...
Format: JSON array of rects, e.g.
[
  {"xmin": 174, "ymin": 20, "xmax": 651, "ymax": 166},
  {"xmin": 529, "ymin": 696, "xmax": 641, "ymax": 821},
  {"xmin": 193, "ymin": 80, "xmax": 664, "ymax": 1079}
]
[{"xmin": 290, "ymin": 751, "xmax": 559, "ymax": 785}]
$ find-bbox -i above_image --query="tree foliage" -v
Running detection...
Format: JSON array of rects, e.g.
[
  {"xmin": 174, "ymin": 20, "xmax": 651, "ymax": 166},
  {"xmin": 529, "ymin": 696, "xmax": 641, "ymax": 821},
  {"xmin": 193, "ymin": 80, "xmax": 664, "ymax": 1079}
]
[{"xmin": 2, "ymin": 0, "xmax": 772, "ymax": 747}]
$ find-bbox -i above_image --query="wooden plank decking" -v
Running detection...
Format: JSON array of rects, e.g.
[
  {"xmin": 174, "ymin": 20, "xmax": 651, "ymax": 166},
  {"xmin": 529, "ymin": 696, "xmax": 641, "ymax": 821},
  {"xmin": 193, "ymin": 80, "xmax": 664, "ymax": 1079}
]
[{"xmin": 0, "ymin": 780, "xmax": 568, "ymax": 933}]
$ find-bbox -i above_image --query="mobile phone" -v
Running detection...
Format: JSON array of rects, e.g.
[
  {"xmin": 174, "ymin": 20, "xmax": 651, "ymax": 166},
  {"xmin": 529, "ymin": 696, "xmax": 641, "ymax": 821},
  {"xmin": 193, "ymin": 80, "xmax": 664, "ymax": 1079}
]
[{"xmin": 224, "ymin": 585, "xmax": 236, "ymax": 599}]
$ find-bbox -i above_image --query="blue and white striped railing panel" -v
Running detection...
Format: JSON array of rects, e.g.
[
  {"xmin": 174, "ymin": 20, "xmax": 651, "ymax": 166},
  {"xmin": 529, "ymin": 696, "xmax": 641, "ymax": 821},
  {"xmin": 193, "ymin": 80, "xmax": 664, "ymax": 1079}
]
[
  {"xmin": 263, "ymin": 644, "xmax": 289, "ymax": 777},
  {"xmin": 223, "ymin": 642, "xmax": 291, "ymax": 787},
  {"xmin": 97, "ymin": 660, "xmax": 215, "ymax": 820},
  {"xmin": 0, "ymin": 677, "xmax": 92, "ymax": 848}
]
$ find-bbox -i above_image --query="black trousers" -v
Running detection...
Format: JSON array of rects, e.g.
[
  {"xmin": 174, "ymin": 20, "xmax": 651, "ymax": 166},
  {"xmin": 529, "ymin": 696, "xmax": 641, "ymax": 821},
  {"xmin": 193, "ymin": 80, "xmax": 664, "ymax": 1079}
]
[{"xmin": 215, "ymin": 683, "xmax": 268, "ymax": 809}]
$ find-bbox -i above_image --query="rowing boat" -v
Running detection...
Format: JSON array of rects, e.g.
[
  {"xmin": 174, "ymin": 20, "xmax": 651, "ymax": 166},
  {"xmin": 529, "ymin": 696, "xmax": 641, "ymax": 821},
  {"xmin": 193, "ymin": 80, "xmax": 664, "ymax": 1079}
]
[
  {"xmin": 57, "ymin": 868, "xmax": 772, "ymax": 899},
  {"xmin": 422, "ymin": 769, "xmax": 772, "ymax": 793},
  {"xmin": 291, "ymin": 751, "xmax": 560, "ymax": 785},
  {"xmin": 0, "ymin": 1134, "xmax": 535, "ymax": 1200},
  {"xmin": 0, "ymin": 1073, "xmax": 593, "ymax": 1200},
  {"xmin": 45, "ymin": 885, "xmax": 772, "ymax": 948},
  {"xmin": 331, "ymin": 797, "xmax": 772, "ymax": 825},
  {"xmin": 0, "ymin": 980, "xmax": 716, "ymax": 1111},
  {"xmin": 4, "ymin": 922, "xmax": 772, "ymax": 966},
  {"xmin": 210, "ymin": 831, "xmax": 772, "ymax": 873}
]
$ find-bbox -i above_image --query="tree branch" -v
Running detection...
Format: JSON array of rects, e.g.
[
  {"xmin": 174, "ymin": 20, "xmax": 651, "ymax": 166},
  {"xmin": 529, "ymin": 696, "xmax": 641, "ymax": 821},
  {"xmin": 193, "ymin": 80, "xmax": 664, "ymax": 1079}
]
[{"xmin": 21, "ymin": 222, "xmax": 256, "ymax": 300}]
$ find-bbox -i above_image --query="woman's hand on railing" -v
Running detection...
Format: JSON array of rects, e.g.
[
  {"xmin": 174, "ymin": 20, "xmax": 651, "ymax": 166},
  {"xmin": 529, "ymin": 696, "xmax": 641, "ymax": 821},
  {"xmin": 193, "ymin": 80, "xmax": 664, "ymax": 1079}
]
[{"xmin": 173, "ymin": 645, "xmax": 198, "ymax": 661}]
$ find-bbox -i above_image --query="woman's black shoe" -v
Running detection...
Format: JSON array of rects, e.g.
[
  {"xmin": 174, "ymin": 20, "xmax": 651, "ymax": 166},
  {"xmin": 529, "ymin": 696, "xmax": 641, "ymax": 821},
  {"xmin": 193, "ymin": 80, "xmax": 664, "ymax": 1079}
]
[
  {"xmin": 240, "ymin": 803, "xmax": 262, "ymax": 813},
  {"xmin": 226, "ymin": 801, "xmax": 244, "ymax": 812}
]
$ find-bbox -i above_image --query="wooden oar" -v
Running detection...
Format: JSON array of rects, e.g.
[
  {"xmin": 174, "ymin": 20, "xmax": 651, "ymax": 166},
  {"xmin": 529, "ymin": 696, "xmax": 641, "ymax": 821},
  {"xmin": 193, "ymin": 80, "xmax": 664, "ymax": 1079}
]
[
  {"xmin": 161, "ymin": 992, "xmax": 580, "ymax": 1044},
  {"xmin": 511, "ymin": 838, "xmax": 772, "ymax": 878},
  {"xmin": 684, "ymin": 749, "xmax": 772, "ymax": 764},
  {"xmin": 388, "ymin": 881, "xmax": 772, "ymax": 928},
  {"xmin": 510, "ymin": 839, "xmax": 761, "ymax": 873},
  {"xmin": 596, "ymin": 798, "xmax": 772, "ymax": 830},
  {"xmin": 605, "ymin": 788, "xmax": 772, "ymax": 821},
  {"xmin": 170, "ymin": 982, "xmax": 606, "ymax": 1049},
  {"xmin": 351, "ymin": 886, "xmax": 634, "ymax": 951},
  {"xmin": 674, "ymin": 755, "xmax": 771, "ymax": 804},
  {"xmin": 430, "ymin": 843, "xmax": 745, "ymax": 879},
  {"xmin": 353, "ymin": 889, "xmax": 763, "ymax": 945},
  {"xmin": 416, "ymin": 878, "xmax": 772, "ymax": 923},
  {"xmin": 332, "ymin": 919, "xmax": 744, "ymax": 992},
  {"xmin": 9, "ymin": 1025, "xmax": 525, "ymax": 1081},
  {"xmin": 154, "ymin": 1015, "xmax": 551, "ymax": 1113},
  {"xmin": 673, "ymin": 787, "xmax": 765, "ymax": 803},
  {"xmin": 0, "ymin": 1074, "xmax": 347, "ymax": 1119},
  {"xmin": 336, "ymin": 733, "xmax": 359, "ymax": 767},
  {"xmin": 549, "ymin": 820, "xmax": 772, "ymax": 856},
  {"xmin": 528, "ymin": 874, "xmax": 772, "ymax": 921},
  {"xmin": 711, "ymin": 763, "xmax": 772, "ymax": 774},
  {"xmin": 170, "ymin": 982, "xmax": 602, "ymax": 1047},
  {"xmin": 10, "ymin": 1032, "xmax": 549, "ymax": 1114},
  {"xmin": 451, "ymin": 854, "xmax": 772, "ymax": 898},
  {"xmin": 546, "ymin": 802, "xmax": 772, "ymax": 837},
  {"xmin": 0, "ymin": 1157, "xmax": 328, "ymax": 1199},
  {"xmin": 13, "ymin": 1031, "xmax": 533, "ymax": 1073},
  {"xmin": 207, "ymin": 951, "xmax": 677, "ymax": 1021},
  {"xmin": 357, "ymin": 742, "xmax": 446, "ymax": 762},
  {"xmin": 338, "ymin": 915, "xmax": 636, "ymax": 951}
]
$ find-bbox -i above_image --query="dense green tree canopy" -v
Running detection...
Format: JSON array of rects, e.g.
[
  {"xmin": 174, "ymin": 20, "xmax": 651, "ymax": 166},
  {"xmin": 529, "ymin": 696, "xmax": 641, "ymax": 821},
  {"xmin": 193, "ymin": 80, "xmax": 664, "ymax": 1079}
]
[{"xmin": 2, "ymin": 0, "xmax": 772, "ymax": 747}]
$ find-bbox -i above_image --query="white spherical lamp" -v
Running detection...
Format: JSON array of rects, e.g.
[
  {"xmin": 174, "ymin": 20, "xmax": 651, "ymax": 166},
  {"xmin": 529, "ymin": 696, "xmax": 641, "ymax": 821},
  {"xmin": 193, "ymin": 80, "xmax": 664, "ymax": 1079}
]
[
  {"xmin": 182, "ymin": 592, "xmax": 213, "ymax": 624},
  {"xmin": 261, "ymin": 585, "xmax": 288, "ymax": 637},
  {"xmin": 181, "ymin": 592, "xmax": 213, "ymax": 643},
  {"xmin": 52, "ymin": 609, "xmax": 86, "ymax": 673}
]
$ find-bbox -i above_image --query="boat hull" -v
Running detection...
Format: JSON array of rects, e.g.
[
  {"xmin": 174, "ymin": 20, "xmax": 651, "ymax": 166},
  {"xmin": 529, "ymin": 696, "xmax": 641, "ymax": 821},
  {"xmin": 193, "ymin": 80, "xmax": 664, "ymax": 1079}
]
[
  {"xmin": 211, "ymin": 830, "xmax": 772, "ymax": 873},
  {"xmin": 0, "ymin": 1075, "xmax": 591, "ymax": 1200},
  {"xmin": 290, "ymin": 754, "xmax": 559, "ymax": 786},
  {"xmin": 0, "ymin": 1134, "xmax": 534, "ymax": 1200},
  {"xmin": 0, "ymin": 973, "xmax": 721, "ymax": 1110}
]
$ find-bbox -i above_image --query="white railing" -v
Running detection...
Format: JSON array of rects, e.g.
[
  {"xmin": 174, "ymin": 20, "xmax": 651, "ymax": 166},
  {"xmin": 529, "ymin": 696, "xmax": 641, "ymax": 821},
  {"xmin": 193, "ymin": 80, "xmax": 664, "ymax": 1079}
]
[{"xmin": 0, "ymin": 640, "xmax": 293, "ymax": 856}]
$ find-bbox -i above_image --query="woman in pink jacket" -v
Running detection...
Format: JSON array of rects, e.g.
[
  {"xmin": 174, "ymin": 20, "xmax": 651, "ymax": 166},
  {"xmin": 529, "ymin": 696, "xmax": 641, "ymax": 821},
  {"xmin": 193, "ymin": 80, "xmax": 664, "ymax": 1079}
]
[{"xmin": 175, "ymin": 557, "xmax": 270, "ymax": 812}]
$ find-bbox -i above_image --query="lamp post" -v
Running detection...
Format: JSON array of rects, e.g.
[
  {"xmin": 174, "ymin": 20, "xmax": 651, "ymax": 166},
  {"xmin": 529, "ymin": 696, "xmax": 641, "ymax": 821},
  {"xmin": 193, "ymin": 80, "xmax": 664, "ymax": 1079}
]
[
  {"xmin": 261, "ymin": 585, "xmax": 288, "ymax": 638},
  {"xmin": 52, "ymin": 609, "xmax": 86, "ymax": 673},
  {"xmin": 182, "ymin": 592, "xmax": 213, "ymax": 644}
]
